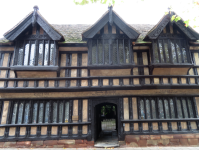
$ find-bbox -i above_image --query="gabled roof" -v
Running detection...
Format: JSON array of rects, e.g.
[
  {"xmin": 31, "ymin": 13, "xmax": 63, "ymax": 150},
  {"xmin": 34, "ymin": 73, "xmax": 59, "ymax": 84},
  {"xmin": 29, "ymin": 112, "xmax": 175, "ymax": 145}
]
[
  {"xmin": 4, "ymin": 6, "xmax": 64, "ymax": 41},
  {"xmin": 144, "ymin": 11, "xmax": 199, "ymax": 41},
  {"xmin": 82, "ymin": 6, "xmax": 140, "ymax": 40}
]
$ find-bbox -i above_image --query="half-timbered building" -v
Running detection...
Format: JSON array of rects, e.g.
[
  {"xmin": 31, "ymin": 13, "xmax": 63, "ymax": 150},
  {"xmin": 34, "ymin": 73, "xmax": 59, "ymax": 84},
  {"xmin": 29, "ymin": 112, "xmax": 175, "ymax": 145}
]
[{"xmin": 0, "ymin": 5, "xmax": 199, "ymax": 148}]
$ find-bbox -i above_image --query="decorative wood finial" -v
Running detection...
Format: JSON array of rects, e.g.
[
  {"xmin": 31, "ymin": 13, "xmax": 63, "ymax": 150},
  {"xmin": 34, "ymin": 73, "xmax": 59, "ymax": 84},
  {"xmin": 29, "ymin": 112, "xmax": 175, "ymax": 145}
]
[
  {"xmin": 108, "ymin": 5, "xmax": 113, "ymax": 26},
  {"xmin": 32, "ymin": 6, "xmax": 39, "ymax": 27},
  {"xmin": 33, "ymin": 5, "xmax": 39, "ymax": 11}
]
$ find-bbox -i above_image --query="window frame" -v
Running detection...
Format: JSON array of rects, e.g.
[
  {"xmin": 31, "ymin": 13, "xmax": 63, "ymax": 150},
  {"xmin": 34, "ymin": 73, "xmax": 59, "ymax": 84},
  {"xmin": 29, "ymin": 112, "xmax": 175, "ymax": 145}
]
[
  {"xmin": 152, "ymin": 33, "xmax": 193, "ymax": 66},
  {"xmin": 88, "ymin": 34, "xmax": 134, "ymax": 68}
]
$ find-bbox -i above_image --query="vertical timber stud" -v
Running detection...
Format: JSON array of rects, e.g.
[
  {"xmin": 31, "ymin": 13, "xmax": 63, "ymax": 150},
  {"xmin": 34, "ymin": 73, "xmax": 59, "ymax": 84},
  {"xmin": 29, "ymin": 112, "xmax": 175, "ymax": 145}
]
[
  {"xmin": 119, "ymin": 98, "xmax": 124, "ymax": 140},
  {"xmin": 69, "ymin": 100, "xmax": 73, "ymax": 137},
  {"xmin": 88, "ymin": 40, "xmax": 92, "ymax": 65},
  {"xmin": 78, "ymin": 99, "xmax": 82, "ymax": 137},
  {"xmin": 87, "ymin": 99, "xmax": 92, "ymax": 141},
  {"xmin": 193, "ymin": 97, "xmax": 199, "ymax": 130},
  {"xmin": 129, "ymin": 97, "xmax": 133, "ymax": 133}
]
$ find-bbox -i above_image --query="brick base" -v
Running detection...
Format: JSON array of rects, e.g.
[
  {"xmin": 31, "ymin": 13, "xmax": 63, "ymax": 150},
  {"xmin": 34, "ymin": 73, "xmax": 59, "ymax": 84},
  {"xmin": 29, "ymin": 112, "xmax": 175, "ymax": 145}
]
[
  {"xmin": 0, "ymin": 140, "xmax": 94, "ymax": 148},
  {"xmin": 125, "ymin": 134, "xmax": 199, "ymax": 147}
]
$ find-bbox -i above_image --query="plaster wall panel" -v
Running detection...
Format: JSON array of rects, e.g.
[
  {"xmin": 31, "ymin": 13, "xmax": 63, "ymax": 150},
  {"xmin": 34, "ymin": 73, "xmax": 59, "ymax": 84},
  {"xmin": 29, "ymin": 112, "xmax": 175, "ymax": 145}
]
[{"xmin": 82, "ymin": 53, "xmax": 88, "ymax": 66}]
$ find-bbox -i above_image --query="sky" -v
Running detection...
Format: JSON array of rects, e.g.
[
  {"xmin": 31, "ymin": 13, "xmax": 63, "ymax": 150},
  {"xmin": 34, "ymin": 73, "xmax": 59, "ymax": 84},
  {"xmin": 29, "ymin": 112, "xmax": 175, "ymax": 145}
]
[{"xmin": 0, "ymin": 0, "xmax": 199, "ymax": 38}]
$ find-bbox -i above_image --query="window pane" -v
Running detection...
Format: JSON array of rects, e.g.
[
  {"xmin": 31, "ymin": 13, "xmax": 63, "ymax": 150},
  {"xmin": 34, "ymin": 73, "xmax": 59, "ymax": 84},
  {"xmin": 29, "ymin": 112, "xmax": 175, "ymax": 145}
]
[
  {"xmin": 104, "ymin": 40, "xmax": 109, "ymax": 65},
  {"xmin": 187, "ymin": 98, "xmax": 194, "ymax": 118},
  {"xmin": 17, "ymin": 102, "xmax": 24, "ymax": 124},
  {"xmin": 38, "ymin": 41, "xmax": 43, "ymax": 66},
  {"xmin": 112, "ymin": 40, "xmax": 117, "ymax": 64},
  {"xmin": 118, "ymin": 40, "xmax": 124, "ymax": 64},
  {"xmin": 98, "ymin": 40, "xmax": 103, "ymax": 64},
  {"xmin": 49, "ymin": 42, "xmax": 54, "ymax": 65},
  {"xmin": 158, "ymin": 99, "xmax": 164, "ymax": 119},
  {"xmin": 163, "ymin": 40, "xmax": 170, "ymax": 63},
  {"xmin": 164, "ymin": 99, "xmax": 170, "ymax": 118},
  {"xmin": 24, "ymin": 103, "xmax": 30, "ymax": 123},
  {"xmin": 153, "ymin": 41, "xmax": 159, "ymax": 63},
  {"xmin": 65, "ymin": 102, "xmax": 69, "ymax": 123},
  {"xmin": 45, "ymin": 102, "xmax": 50, "ymax": 123},
  {"xmin": 176, "ymin": 99, "xmax": 183, "ymax": 118},
  {"xmin": 38, "ymin": 103, "xmax": 44, "ymax": 123},
  {"xmin": 170, "ymin": 40, "xmax": 177, "ymax": 63},
  {"xmin": 24, "ymin": 42, "xmax": 30, "ymax": 66},
  {"xmin": 32, "ymin": 103, "xmax": 38, "ymax": 123},
  {"xmin": 44, "ymin": 41, "xmax": 49, "ymax": 66},
  {"xmin": 151, "ymin": 99, "xmax": 156, "ymax": 119},
  {"xmin": 53, "ymin": 102, "xmax": 57, "ymax": 123},
  {"xmin": 124, "ymin": 40, "xmax": 129, "ymax": 64},
  {"xmin": 182, "ymin": 98, "xmax": 188, "ymax": 118},
  {"xmin": 11, "ymin": 103, "xmax": 18, "ymax": 124},
  {"xmin": 92, "ymin": 40, "xmax": 97, "ymax": 64},
  {"xmin": 169, "ymin": 99, "xmax": 175, "ymax": 118},
  {"xmin": 181, "ymin": 40, "xmax": 188, "ymax": 63},
  {"xmin": 59, "ymin": 102, "xmax": 64, "ymax": 123},
  {"xmin": 140, "ymin": 99, "xmax": 145, "ymax": 119},
  {"xmin": 17, "ymin": 42, "xmax": 24, "ymax": 65},
  {"xmin": 146, "ymin": 99, "xmax": 151, "ymax": 119},
  {"xmin": 29, "ymin": 41, "xmax": 35, "ymax": 66},
  {"xmin": 176, "ymin": 40, "xmax": 182, "ymax": 63},
  {"xmin": 158, "ymin": 40, "xmax": 164, "ymax": 63}
]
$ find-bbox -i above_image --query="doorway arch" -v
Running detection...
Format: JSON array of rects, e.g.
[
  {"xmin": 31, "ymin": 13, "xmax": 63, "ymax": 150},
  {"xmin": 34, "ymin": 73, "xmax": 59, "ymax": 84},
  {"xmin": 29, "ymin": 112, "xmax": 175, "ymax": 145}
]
[{"xmin": 91, "ymin": 98, "xmax": 122, "ymax": 142}]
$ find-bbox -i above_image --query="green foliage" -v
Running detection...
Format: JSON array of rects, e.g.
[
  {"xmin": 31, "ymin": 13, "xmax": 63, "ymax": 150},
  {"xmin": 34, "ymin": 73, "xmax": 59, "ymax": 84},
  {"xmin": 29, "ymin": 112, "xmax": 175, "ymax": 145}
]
[
  {"xmin": 184, "ymin": 20, "xmax": 190, "ymax": 27},
  {"xmin": 74, "ymin": 0, "xmax": 115, "ymax": 6}
]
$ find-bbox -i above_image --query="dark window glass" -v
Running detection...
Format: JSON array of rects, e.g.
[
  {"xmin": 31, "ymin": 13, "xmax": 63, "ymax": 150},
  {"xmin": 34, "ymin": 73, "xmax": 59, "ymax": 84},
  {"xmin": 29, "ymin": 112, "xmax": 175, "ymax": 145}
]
[
  {"xmin": 91, "ymin": 39, "xmax": 131, "ymax": 65},
  {"xmin": 10, "ymin": 100, "xmax": 70, "ymax": 125},
  {"xmin": 138, "ymin": 97, "xmax": 196, "ymax": 120},
  {"xmin": 15, "ymin": 40, "xmax": 56, "ymax": 66},
  {"xmin": 140, "ymin": 99, "xmax": 145, "ymax": 119},
  {"xmin": 153, "ymin": 39, "xmax": 190, "ymax": 64}
]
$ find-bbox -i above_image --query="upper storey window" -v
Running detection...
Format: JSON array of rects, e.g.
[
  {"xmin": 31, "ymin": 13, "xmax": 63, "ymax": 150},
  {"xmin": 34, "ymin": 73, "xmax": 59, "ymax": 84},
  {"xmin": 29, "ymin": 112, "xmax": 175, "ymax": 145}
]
[
  {"xmin": 91, "ymin": 38, "xmax": 131, "ymax": 65},
  {"xmin": 153, "ymin": 37, "xmax": 190, "ymax": 64},
  {"xmin": 82, "ymin": 6, "xmax": 140, "ymax": 67},
  {"xmin": 16, "ymin": 40, "xmax": 55, "ymax": 66}
]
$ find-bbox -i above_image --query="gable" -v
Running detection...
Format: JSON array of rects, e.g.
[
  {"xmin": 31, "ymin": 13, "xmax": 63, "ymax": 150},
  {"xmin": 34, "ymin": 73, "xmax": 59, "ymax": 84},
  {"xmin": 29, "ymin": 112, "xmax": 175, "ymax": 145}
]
[
  {"xmin": 4, "ymin": 6, "xmax": 63, "ymax": 41},
  {"xmin": 144, "ymin": 12, "xmax": 199, "ymax": 41},
  {"xmin": 82, "ymin": 6, "xmax": 140, "ymax": 40}
]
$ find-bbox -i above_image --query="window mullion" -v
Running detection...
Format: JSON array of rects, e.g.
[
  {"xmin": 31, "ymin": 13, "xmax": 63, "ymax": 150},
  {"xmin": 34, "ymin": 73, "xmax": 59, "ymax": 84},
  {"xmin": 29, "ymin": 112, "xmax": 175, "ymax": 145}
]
[
  {"xmin": 161, "ymin": 40, "xmax": 166, "ymax": 63},
  {"xmin": 130, "ymin": 39, "xmax": 133, "ymax": 64},
  {"xmin": 162, "ymin": 98, "xmax": 166, "ymax": 119},
  {"xmin": 174, "ymin": 39, "xmax": 179, "ymax": 63},
  {"xmin": 33, "ymin": 40, "xmax": 37, "ymax": 66},
  {"xmin": 42, "ymin": 40, "xmax": 45, "ymax": 66},
  {"xmin": 48, "ymin": 40, "xmax": 50, "ymax": 66},
  {"xmin": 15, "ymin": 101, "xmax": 20, "ymax": 124},
  {"xmin": 36, "ymin": 101, "xmax": 40, "ymax": 123},
  {"xmin": 109, "ymin": 39, "xmax": 112, "ymax": 65},
  {"xmin": 180, "ymin": 97, "xmax": 185, "ymax": 118},
  {"xmin": 117, "ymin": 39, "xmax": 119, "ymax": 64},
  {"xmin": 22, "ymin": 40, "xmax": 26, "ymax": 66},
  {"xmin": 179, "ymin": 39, "xmax": 184, "ymax": 63},
  {"xmin": 63, "ymin": 100, "xmax": 65, "ymax": 123},
  {"xmin": 21, "ymin": 101, "xmax": 25, "ymax": 124},
  {"xmin": 54, "ymin": 41, "xmax": 57, "ymax": 66},
  {"xmin": 43, "ymin": 101, "xmax": 46, "ymax": 123},
  {"xmin": 27, "ymin": 41, "xmax": 31, "ymax": 66},
  {"xmin": 185, "ymin": 39, "xmax": 192, "ymax": 63},
  {"xmin": 157, "ymin": 40, "xmax": 162, "ymax": 63},
  {"xmin": 167, "ymin": 39, "xmax": 173, "ymax": 63},
  {"xmin": 123, "ymin": 39, "xmax": 125, "ymax": 64},
  {"xmin": 102, "ymin": 39, "xmax": 105, "ymax": 65},
  {"xmin": 96, "ymin": 40, "xmax": 99, "ymax": 64},
  {"xmin": 57, "ymin": 100, "xmax": 59, "ymax": 123}
]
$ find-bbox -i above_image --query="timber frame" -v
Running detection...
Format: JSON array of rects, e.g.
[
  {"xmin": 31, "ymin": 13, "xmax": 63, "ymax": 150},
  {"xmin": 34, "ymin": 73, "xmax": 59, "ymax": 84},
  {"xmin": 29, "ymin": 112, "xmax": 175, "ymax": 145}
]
[{"xmin": 1, "ymin": 6, "xmax": 199, "ymax": 143}]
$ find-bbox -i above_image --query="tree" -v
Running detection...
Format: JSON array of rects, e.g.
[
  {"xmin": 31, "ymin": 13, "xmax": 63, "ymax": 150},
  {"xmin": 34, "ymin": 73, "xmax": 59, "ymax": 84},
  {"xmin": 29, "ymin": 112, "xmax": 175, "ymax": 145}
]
[{"xmin": 73, "ymin": 0, "xmax": 199, "ymax": 28}]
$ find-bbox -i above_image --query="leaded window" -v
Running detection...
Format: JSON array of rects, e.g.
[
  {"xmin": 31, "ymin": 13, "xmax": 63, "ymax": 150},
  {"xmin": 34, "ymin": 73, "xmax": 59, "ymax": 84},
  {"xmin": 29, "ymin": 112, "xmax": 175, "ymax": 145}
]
[
  {"xmin": 90, "ymin": 39, "xmax": 132, "ymax": 65},
  {"xmin": 139, "ymin": 97, "xmax": 196, "ymax": 119},
  {"xmin": 14, "ymin": 40, "xmax": 56, "ymax": 66},
  {"xmin": 9, "ymin": 100, "xmax": 69, "ymax": 124},
  {"xmin": 153, "ymin": 38, "xmax": 191, "ymax": 64}
]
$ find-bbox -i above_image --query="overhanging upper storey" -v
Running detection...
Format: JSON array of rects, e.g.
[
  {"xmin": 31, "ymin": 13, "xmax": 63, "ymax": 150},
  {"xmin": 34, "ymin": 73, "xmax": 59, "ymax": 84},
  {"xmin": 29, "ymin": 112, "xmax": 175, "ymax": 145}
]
[{"xmin": 82, "ymin": 6, "xmax": 140, "ymax": 40}]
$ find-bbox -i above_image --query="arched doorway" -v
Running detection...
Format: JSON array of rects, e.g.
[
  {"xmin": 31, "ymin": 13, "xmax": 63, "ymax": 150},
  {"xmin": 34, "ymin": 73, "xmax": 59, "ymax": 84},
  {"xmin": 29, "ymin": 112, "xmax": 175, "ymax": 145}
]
[{"xmin": 92, "ymin": 99, "xmax": 120, "ymax": 147}]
